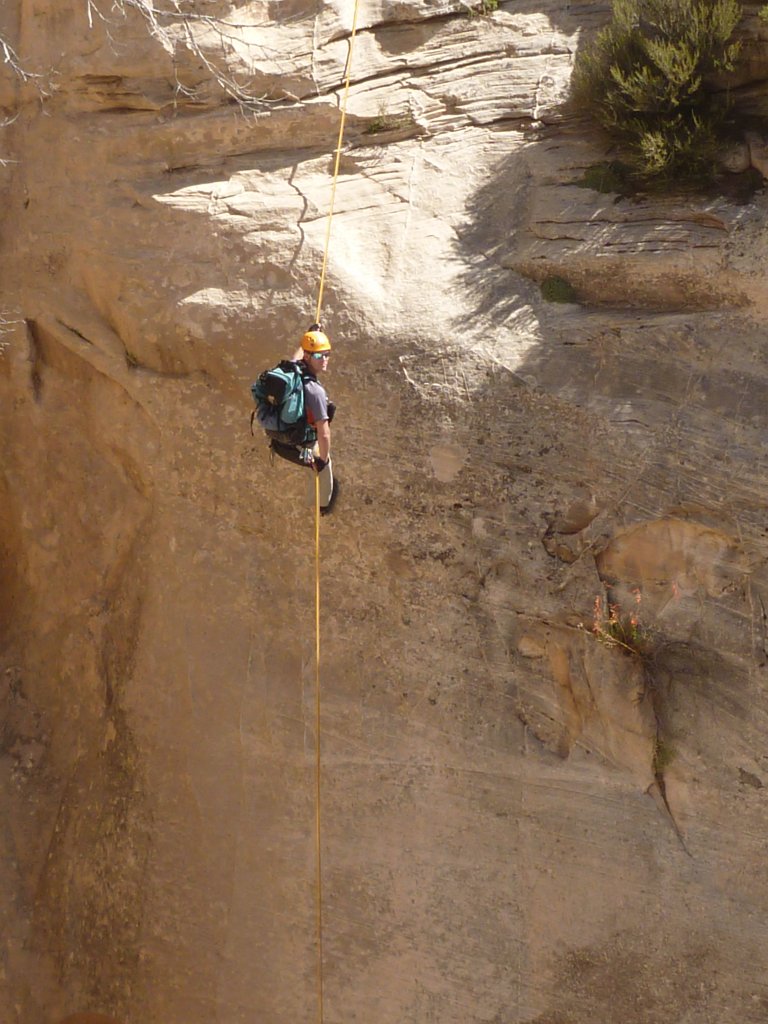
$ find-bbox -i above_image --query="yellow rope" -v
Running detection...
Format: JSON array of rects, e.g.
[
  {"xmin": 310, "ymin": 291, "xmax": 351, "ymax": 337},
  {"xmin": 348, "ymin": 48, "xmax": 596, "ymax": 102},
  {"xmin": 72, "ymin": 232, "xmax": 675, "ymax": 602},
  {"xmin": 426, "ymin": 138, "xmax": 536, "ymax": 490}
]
[
  {"xmin": 314, "ymin": 0, "xmax": 362, "ymax": 325},
  {"xmin": 313, "ymin": 6, "xmax": 361, "ymax": 1022},
  {"xmin": 314, "ymin": 471, "xmax": 323, "ymax": 1024}
]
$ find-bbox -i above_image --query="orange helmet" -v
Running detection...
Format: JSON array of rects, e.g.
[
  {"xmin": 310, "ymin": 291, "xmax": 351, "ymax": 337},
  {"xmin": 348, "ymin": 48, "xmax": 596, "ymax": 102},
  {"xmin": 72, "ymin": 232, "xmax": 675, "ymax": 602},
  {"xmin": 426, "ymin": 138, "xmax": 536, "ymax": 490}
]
[{"xmin": 301, "ymin": 329, "xmax": 332, "ymax": 353}]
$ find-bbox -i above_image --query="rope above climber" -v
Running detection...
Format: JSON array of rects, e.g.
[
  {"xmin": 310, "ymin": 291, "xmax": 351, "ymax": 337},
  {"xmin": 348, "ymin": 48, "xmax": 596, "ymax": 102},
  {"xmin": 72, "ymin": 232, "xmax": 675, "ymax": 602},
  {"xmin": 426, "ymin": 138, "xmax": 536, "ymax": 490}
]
[{"xmin": 251, "ymin": 323, "xmax": 339, "ymax": 516}]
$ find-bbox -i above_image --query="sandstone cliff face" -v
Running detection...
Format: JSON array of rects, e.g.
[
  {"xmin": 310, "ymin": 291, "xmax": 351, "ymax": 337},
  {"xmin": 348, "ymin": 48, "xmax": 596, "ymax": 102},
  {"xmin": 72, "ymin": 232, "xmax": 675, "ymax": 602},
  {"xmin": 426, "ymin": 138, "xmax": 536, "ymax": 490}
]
[{"xmin": 1, "ymin": 3, "xmax": 768, "ymax": 1023}]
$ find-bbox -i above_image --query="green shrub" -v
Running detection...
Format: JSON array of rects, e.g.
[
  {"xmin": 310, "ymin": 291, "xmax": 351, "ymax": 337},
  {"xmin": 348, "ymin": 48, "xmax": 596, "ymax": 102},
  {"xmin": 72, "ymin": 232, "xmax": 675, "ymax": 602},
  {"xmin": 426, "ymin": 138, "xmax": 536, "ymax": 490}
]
[
  {"xmin": 364, "ymin": 112, "xmax": 411, "ymax": 135},
  {"xmin": 541, "ymin": 276, "xmax": 579, "ymax": 303},
  {"xmin": 576, "ymin": 160, "xmax": 634, "ymax": 194},
  {"xmin": 653, "ymin": 737, "xmax": 676, "ymax": 775},
  {"xmin": 464, "ymin": 0, "xmax": 499, "ymax": 14},
  {"xmin": 571, "ymin": 0, "xmax": 742, "ymax": 183}
]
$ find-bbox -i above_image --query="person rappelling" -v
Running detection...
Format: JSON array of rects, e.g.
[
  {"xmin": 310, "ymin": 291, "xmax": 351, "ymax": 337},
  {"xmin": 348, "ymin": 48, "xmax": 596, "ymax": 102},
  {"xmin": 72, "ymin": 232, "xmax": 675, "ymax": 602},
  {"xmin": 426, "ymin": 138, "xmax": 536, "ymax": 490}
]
[{"xmin": 251, "ymin": 323, "xmax": 339, "ymax": 516}]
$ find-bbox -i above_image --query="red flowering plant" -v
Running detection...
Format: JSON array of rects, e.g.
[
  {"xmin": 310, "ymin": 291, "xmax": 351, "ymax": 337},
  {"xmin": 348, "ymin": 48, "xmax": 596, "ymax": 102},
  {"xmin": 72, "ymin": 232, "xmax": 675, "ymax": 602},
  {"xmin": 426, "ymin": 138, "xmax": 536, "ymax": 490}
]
[{"xmin": 589, "ymin": 588, "xmax": 654, "ymax": 658}]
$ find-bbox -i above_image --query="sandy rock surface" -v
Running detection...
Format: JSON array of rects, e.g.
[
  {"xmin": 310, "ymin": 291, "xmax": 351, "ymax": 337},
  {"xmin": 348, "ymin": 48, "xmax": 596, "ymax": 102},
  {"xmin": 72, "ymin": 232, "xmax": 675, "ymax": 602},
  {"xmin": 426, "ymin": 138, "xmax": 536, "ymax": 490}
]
[{"xmin": 1, "ymin": 2, "xmax": 768, "ymax": 1023}]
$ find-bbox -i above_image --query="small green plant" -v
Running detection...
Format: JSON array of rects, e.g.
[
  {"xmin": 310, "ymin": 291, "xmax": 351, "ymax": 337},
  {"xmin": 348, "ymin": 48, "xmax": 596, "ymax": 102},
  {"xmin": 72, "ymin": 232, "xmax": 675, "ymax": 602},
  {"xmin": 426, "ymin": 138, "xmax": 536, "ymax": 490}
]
[
  {"xmin": 540, "ymin": 276, "xmax": 579, "ymax": 303},
  {"xmin": 653, "ymin": 736, "xmax": 676, "ymax": 775},
  {"xmin": 365, "ymin": 110, "xmax": 411, "ymax": 135},
  {"xmin": 576, "ymin": 160, "xmax": 634, "ymax": 194},
  {"xmin": 571, "ymin": 0, "xmax": 742, "ymax": 184},
  {"xmin": 760, "ymin": 5, "xmax": 768, "ymax": 22},
  {"xmin": 590, "ymin": 590, "xmax": 654, "ymax": 658},
  {"xmin": 464, "ymin": 0, "xmax": 499, "ymax": 16}
]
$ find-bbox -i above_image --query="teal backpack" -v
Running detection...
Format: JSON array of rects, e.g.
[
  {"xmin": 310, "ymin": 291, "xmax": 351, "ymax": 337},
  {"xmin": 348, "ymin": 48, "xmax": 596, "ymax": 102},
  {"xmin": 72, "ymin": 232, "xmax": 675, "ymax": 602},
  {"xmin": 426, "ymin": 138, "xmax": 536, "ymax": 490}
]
[{"xmin": 250, "ymin": 360, "xmax": 316, "ymax": 446}]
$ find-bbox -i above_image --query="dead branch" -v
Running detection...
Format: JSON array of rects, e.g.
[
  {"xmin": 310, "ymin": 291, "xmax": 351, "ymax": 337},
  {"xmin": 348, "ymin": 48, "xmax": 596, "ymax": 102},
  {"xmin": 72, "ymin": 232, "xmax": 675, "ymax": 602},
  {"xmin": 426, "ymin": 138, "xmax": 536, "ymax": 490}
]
[{"xmin": 88, "ymin": 0, "xmax": 301, "ymax": 111}]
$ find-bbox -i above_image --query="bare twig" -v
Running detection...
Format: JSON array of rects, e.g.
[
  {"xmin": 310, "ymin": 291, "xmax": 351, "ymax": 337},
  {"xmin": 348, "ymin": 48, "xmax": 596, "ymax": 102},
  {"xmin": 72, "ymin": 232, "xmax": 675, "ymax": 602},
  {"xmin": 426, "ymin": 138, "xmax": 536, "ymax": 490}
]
[
  {"xmin": 0, "ymin": 314, "xmax": 21, "ymax": 353},
  {"xmin": 1, "ymin": 36, "xmax": 42, "ymax": 84},
  {"xmin": 88, "ymin": 0, "xmax": 301, "ymax": 111}
]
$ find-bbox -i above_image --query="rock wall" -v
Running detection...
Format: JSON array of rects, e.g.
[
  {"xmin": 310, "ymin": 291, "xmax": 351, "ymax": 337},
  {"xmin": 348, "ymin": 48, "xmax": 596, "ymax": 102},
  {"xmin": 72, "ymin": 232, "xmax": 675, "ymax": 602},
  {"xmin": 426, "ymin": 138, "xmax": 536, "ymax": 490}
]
[{"xmin": 1, "ymin": 2, "xmax": 768, "ymax": 1023}]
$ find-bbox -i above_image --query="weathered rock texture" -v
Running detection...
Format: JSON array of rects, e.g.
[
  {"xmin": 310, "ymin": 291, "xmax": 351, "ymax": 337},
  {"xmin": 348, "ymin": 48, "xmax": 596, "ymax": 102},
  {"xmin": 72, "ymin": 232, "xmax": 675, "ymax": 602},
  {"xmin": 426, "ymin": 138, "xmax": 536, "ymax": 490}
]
[{"xmin": 1, "ymin": 2, "xmax": 768, "ymax": 1023}]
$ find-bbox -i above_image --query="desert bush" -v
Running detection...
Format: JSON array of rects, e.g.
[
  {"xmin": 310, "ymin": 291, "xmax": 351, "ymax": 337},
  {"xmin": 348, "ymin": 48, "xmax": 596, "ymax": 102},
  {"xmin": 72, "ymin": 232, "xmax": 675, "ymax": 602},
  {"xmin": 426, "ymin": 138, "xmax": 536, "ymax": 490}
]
[
  {"xmin": 463, "ymin": 0, "xmax": 499, "ymax": 14},
  {"xmin": 575, "ymin": 160, "xmax": 634, "ymax": 194},
  {"xmin": 571, "ymin": 0, "xmax": 742, "ymax": 183},
  {"xmin": 540, "ymin": 276, "xmax": 579, "ymax": 303}
]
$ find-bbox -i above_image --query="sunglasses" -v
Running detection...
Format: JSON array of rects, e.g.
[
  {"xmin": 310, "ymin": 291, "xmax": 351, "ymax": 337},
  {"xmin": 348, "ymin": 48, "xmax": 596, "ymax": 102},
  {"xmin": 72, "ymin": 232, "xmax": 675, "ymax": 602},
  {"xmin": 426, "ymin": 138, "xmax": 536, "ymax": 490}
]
[{"xmin": 310, "ymin": 351, "xmax": 331, "ymax": 360}]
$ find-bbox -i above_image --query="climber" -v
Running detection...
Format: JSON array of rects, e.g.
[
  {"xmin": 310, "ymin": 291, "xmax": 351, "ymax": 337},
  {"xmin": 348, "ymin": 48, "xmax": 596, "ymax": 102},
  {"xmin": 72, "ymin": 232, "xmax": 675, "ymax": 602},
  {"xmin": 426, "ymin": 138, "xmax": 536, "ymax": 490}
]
[{"xmin": 268, "ymin": 324, "xmax": 338, "ymax": 516}]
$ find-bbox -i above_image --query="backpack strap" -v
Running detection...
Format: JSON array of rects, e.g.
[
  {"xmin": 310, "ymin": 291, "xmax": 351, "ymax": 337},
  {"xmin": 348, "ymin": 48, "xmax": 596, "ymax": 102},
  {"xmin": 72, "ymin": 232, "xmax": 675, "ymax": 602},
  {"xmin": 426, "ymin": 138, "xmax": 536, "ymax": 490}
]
[{"xmin": 280, "ymin": 358, "xmax": 306, "ymax": 374}]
